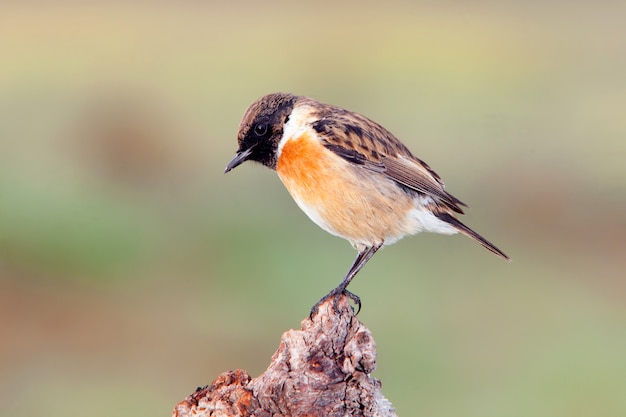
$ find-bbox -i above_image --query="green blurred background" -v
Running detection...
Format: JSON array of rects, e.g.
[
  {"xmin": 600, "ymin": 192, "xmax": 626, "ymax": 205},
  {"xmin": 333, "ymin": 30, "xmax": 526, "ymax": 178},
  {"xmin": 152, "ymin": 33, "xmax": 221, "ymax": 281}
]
[{"xmin": 1, "ymin": 2, "xmax": 625, "ymax": 416}]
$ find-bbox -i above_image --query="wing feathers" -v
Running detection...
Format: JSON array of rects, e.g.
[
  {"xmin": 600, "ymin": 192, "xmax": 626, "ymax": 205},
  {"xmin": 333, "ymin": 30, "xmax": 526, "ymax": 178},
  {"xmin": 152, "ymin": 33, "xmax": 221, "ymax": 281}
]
[
  {"xmin": 312, "ymin": 106, "xmax": 466, "ymax": 213},
  {"xmin": 321, "ymin": 139, "xmax": 466, "ymax": 214},
  {"xmin": 380, "ymin": 156, "xmax": 466, "ymax": 213}
]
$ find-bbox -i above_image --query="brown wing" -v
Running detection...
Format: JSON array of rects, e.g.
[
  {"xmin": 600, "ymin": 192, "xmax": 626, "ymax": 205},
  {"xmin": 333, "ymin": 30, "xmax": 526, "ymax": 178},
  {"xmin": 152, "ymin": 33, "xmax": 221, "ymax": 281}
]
[
  {"xmin": 310, "ymin": 104, "xmax": 466, "ymax": 214},
  {"xmin": 380, "ymin": 156, "xmax": 466, "ymax": 213}
]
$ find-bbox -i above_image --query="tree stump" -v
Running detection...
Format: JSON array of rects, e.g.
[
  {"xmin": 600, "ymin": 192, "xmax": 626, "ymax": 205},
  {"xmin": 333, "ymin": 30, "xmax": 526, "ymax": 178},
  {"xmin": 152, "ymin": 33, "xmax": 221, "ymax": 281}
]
[{"xmin": 172, "ymin": 295, "xmax": 397, "ymax": 417}]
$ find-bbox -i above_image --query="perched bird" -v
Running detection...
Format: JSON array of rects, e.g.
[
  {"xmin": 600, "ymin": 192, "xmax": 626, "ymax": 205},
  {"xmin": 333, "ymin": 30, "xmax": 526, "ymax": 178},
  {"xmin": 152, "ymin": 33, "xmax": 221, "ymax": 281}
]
[{"xmin": 225, "ymin": 93, "xmax": 509, "ymax": 314}]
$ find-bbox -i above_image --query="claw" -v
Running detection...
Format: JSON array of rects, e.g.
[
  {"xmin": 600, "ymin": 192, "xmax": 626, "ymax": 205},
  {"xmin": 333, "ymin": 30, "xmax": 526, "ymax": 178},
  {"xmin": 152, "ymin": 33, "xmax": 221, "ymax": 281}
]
[
  {"xmin": 309, "ymin": 289, "xmax": 361, "ymax": 318},
  {"xmin": 343, "ymin": 290, "xmax": 361, "ymax": 315}
]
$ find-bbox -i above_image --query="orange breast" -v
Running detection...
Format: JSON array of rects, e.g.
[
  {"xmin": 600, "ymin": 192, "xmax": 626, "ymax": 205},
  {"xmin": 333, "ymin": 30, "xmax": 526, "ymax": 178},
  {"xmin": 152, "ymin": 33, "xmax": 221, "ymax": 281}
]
[
  {"xmin": 277, "ymin": 132, "xmax": 337, "ymax": 208},
  {"xmin": 276, "ymin": 132, "xmax": 415, "ymax": 248}
]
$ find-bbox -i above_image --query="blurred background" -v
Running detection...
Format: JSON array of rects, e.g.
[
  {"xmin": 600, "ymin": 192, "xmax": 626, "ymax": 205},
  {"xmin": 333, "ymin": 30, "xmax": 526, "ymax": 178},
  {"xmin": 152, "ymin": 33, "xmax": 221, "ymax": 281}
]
[{"xmin": 1, "ymin": 1, "xmax": 625, "ymax": 416}]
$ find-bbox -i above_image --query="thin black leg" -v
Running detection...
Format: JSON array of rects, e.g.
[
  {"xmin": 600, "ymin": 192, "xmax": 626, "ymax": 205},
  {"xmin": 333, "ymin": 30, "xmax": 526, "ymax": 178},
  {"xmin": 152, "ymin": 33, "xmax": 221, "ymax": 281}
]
[{"xmin": 310, "ymin": 242, "xmax": 383, "ymax": 317}]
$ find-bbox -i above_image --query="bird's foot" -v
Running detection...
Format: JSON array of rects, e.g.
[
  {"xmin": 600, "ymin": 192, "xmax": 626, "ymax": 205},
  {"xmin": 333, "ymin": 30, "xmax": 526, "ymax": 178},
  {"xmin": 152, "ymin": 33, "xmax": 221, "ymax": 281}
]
[{"xmin": 309, "ymin": 288, "xmax": 361, "ymax": 318}]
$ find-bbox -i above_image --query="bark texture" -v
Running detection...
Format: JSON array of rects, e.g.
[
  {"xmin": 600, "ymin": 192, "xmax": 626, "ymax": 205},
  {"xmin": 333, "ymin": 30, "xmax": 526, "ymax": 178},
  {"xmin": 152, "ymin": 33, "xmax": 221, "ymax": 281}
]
[{"xmin": 172, "ymin": 296, "xmax": 397, "ymax": 417}]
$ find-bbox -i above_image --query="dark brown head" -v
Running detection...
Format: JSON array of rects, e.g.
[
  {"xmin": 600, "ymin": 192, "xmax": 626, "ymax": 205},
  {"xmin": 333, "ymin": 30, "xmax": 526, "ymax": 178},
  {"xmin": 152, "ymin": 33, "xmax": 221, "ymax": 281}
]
[{"xmin": 225, "ymin": 93, "xmax": 298, "ymax": 172}]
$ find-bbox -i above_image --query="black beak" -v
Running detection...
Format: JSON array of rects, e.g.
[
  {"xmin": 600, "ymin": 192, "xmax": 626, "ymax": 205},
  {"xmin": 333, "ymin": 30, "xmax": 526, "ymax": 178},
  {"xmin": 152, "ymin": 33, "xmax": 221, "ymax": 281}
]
[{"xmin": 224, "ymin": 147, "xmax": 254, "ymax": 173}]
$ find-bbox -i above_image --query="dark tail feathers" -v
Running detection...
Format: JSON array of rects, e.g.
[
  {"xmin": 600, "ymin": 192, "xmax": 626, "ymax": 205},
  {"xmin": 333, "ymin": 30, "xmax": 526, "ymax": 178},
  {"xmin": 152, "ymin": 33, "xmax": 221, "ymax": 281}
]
[{"xmin": 437, "ymin": 212, "xmax": 510, "ymax": 262}]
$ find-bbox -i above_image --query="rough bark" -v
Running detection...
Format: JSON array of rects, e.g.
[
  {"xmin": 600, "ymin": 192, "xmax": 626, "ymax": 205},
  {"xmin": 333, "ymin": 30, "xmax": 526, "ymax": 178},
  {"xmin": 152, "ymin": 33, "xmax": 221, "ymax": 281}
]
[{"xmin": 172, "ymin": 295, "xmax": 397, "ymax": 417}]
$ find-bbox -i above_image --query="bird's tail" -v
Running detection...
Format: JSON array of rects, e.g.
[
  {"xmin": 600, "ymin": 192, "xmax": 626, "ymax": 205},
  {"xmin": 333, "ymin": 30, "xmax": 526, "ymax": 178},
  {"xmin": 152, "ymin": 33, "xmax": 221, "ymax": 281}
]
[{"xmin": 437, "ymin": 212, "xmax": 510, "ymax": 261}]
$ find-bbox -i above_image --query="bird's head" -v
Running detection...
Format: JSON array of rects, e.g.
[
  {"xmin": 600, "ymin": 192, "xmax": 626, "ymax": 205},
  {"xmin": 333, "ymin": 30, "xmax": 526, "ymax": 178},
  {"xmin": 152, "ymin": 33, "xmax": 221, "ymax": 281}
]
[{"xmin": 225, "ymin": 93, "xmax": 298, "ymax": 173}]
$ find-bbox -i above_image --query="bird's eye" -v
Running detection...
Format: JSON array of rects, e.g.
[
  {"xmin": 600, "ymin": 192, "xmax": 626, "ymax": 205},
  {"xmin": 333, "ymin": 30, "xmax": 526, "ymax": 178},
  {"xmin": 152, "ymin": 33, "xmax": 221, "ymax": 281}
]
[{"xmin": 254, "ymin": 122, "xmax": 268, "ymax": 136}]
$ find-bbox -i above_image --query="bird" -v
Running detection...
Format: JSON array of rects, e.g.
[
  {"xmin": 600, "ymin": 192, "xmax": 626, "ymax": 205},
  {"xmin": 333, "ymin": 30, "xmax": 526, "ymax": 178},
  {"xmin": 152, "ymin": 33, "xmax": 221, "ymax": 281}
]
[{"xmin": 225, "ymin": 93, "xmax": 509, "ymax": 315}]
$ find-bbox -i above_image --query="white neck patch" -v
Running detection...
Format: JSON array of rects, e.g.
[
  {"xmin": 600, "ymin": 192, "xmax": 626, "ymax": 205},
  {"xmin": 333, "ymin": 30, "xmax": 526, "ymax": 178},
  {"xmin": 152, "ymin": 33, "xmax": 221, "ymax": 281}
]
[{"xmin": 276, "ymin": 105, "xmax": 318, "ymax": 158}]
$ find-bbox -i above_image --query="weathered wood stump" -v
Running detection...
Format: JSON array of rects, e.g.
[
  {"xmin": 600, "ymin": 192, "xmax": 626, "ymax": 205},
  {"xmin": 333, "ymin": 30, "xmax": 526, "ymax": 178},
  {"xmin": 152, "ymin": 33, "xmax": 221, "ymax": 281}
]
[{"xmin": 172, "ymin": 295, "xmax": 397, "ymax": 417}]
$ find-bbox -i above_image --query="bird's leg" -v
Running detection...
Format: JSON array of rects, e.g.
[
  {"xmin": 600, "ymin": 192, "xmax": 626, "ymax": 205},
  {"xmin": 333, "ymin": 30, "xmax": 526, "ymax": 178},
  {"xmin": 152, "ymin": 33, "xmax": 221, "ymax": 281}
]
[{"xmin": 310, "ymin": 242, "xmax": 383, "ymax": 317}]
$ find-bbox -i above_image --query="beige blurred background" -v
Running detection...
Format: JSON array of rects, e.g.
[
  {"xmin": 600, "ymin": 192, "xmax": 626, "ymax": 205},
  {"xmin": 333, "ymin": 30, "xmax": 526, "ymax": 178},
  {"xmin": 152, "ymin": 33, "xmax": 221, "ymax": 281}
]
[{"xmin": 1, "ymin": 1, "xmax": 625, "ymax": 416}]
